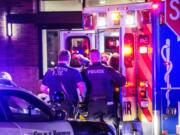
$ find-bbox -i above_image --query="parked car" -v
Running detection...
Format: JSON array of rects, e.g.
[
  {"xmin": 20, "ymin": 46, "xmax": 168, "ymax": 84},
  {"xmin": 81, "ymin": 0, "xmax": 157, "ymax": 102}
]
[{"xmin": 0, "ymin": 85, "xmax": 114, "ymax": 135}]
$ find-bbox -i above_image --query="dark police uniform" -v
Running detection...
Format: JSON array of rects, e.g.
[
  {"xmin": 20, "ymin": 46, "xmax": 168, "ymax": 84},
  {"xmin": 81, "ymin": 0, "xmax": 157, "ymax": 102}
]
[
  {"xmin": 83, "ymin": 62, "xmax": 126, "ymax": 120},
  {"xmin": 42, "ymin": 63, "xmax": 83, "ymax": 116}
]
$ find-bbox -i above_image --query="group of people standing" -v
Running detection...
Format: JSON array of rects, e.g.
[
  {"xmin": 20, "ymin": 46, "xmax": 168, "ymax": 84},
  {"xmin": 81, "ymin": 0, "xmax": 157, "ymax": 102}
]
[{"xmin": 40, "ymin": 49, "xmax": 126, "ymax": 129}]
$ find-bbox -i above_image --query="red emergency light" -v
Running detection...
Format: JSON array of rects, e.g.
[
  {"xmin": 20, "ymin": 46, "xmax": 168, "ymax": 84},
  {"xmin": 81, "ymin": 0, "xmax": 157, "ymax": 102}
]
[
  {"xmin": 124, "ymin": 33, "xmax": 134, "ymax": 68},
  {"xmin": 123, "ymin": 45, "xmax": 133, "ymax": 56}
]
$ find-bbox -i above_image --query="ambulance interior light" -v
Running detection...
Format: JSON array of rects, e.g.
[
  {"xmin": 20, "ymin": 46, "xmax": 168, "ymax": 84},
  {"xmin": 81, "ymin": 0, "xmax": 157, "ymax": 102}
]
[
  {"xmin": 99, "ymin": 0, "xmax": 106, "ymax": 5},
  {"xmin": 152, "ymin": 3, "xmax": 159, "ymax": 10},
  {"xmin": 110, "ymin": 32, "xmax": 119, "ymax": 37},
  {"xmin": 50, "ymin": 61, "xmax": 55, "ymax": 66}
]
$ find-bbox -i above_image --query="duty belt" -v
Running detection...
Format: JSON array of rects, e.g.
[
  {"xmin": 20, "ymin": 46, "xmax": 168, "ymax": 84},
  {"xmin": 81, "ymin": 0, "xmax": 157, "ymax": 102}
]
[
  {"xmin": 90, "ymin": 96, "xmax": 106, "ymax": 101},
  {"xmin": 90, "ymin": 96, "xmax": 114, "ymax": 105}
]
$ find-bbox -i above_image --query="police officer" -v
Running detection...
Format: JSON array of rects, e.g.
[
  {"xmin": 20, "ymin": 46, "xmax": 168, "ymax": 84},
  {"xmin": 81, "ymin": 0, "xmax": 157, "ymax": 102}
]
[
  {"xmin": 40, "ymin": 50, "xmax": 87, "ymax": 117},
  {"xmin": 109, "ymin": 53, "xmax": 122, "ymax": 111},
  {"xmin": 82, "ymin": 49, "xmax": 126, "ymax": 126}
]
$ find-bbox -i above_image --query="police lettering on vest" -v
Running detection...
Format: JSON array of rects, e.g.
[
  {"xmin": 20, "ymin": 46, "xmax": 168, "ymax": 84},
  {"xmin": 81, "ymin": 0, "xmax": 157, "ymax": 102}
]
[
  {"xmin": 52, "ymin": 67, "xmax": 68, "ymax": 76},
  {"xmin": 42, "ymin": 63, "xmax": 83, "ymax": 106},
  {"xmin": 87, "ymin": 69, "xmax": 104, "ymax": 74}
]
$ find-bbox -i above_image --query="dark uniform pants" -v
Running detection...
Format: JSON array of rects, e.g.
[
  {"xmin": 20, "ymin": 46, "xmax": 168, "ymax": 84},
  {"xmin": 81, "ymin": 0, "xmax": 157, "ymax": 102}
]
[
  {"xmin": 87, "ymin": 100, "xmax": 117, "ymax": 125},
  {"xmin": 87, "ymin": 100, "xmax": 118, "ymax": 135}
]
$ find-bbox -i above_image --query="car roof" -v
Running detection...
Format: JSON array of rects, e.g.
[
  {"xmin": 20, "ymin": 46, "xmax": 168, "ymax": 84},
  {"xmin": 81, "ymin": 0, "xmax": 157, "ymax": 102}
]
[
  {"xmin": 0, "ymin": 85, "xmax": 32, "ymax": 94},
  {"xmin": 0, "ymin": 85, "xmax": 42, "ymax": 102}
]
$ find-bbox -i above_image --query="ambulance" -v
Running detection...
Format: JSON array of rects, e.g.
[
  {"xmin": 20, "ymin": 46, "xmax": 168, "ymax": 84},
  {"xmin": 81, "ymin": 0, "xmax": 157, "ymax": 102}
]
[
  {"xmin": 41, "ymin": 1, "xmax": 180, "ymax": 134},
  {"xmin": 81, "ymin": 1, "xmax": 180, "ymax": 135}
]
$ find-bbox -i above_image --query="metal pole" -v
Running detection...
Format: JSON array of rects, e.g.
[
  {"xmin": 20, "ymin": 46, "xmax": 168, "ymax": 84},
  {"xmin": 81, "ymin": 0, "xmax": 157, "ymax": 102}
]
[
  {"xmin": 118, "ymin": 26, "xmax": 124, "ymax": 135},
  {"xmin": 119, "ymin": 27, "xmax": 125, "ymax": 75},
  {"xmin": 152, "ymin": 2, "xmax": 161, "ymax": 135}
]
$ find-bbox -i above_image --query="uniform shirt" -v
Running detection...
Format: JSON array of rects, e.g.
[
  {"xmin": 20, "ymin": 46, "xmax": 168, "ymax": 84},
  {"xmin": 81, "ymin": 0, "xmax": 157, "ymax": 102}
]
[
  {"xmin": 42, "ymin": 63, "xmax": 83, "ymax": 105},
  {"xmin": 83, "ymin": 62, "xmax": 126, "ymax": 102}
]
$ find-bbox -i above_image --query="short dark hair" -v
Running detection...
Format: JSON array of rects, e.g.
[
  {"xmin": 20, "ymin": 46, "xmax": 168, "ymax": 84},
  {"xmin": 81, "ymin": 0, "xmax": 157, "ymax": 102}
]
[
  {"xmin": 90, "ymin": 49, "xmax": 101, "ymax": 57},
  {"xmin": 90, "ymin": 49, "xmax": 101, "ymax": 62},
  {"xmin": 90, "ymin": 49, "xmax": 99, "ymax": 53},
  {"xmin": 58, "ymin": 50, "xmax": 71, "ymax": 61},
  {"xmin": 109, "ymin": 53, "xmax": 119, "ymax": 71}
]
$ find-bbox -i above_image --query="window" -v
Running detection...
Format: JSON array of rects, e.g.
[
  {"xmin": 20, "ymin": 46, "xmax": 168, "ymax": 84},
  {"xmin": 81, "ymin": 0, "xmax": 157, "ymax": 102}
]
[
  {"xmin": 0, "ymin": 91, "xmax": 52, "ymax": 122},
  {"xmin": 8, "ymin": 96, "xmax": 41, "ymax": 114},
  {"xmin": 0, "ymin": 101, "xmax": 6, "ymax": 121},
  {"xmin": 39, "ymin": 0, "xmax": 82, "ymax": 12},
  {"xmin": 66, "ymin": 36, "xmax": 90, "ymax": 67},
  {"xmin": 47, "ymin": 31, "xmax": 59, "ymax": 68}
]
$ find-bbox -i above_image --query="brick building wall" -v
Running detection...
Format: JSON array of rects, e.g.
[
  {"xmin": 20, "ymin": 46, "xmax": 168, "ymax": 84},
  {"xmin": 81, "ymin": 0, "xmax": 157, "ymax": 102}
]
[{"xmin": 0, "ymin": 0, "xmax": 40, "ymax": 93}]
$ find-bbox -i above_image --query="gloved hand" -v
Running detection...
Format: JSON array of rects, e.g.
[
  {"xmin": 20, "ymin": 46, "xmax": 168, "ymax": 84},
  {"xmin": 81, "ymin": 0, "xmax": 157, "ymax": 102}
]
[
  {"xmin": 77, "ymin": 102, "xmax": 88, "ymax": 120},
  {"xmin": 78, "ymin": 102, "xmax": 88, "ymax": 113}
]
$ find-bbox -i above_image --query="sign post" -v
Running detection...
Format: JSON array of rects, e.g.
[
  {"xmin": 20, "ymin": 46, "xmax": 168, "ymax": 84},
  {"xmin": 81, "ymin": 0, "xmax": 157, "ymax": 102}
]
[{"xmin": 165, "ymin": 0, "xmax": 180, "ymax": 38}]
